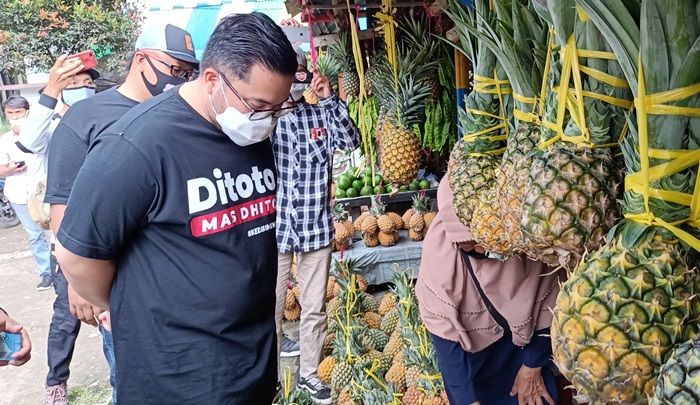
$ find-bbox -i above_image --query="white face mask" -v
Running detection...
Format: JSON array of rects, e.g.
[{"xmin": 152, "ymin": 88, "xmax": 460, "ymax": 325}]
[
  {"xmin": 291, "ymin": 84, "xmax": 306, "ymax": 102},
  {"xmin": 209, "ymin": 77, "xmax": 276, "ymax": 147},
  {"xmin": 62, "ymin": 86, "xmax": 96, "ymax": 106},
  {"xmin": 8, "ymin": 117, "xmax": 26, "ymax": 128}
]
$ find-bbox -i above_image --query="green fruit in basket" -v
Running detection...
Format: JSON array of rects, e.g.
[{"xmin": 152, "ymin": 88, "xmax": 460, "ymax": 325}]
[
  {"xmin": 408, "ymin": 181, "xmax": 419, "ymax": 191},
  {"xmin": 345, "ymin": 188, "xmax": 358, "ymax": 198},
  {"xmin": 386, "ymin": 185, "xmax": 393, "ymax": 193},
  {"xmin": 360, "ymin": 186, "xmax": 373, "ymax": 196},
  {"xmin": 352, "ymin": 180, "xmax": 363, "ymax": 192},
  {"xmin": 400, "ymin": 186, "xmax": 408, "ymax": 192},
  {"xmin": 374, "ymin": 186, "xmax": 385, "ymax": 194},
  {"xmin": 335, "ymin": 189, "xmax": 346, "ymax": 199},
  {"xmin": 348, "ymin": 166, "xmax": 358, "ymax": 176},
  {"xmin": 374, "ymin": 175, "xmax": 383, "ymax": 185},
  {"xmin": 419, "ymin": 180, "xmax": 430, "ymax": 190},
  {"xmin": 337, "ymin": 176, "xmax": 352, "ymax": 190},
  {"xmin": 364, "ymin": 167, "xmax": 373, "ymax": 176}
]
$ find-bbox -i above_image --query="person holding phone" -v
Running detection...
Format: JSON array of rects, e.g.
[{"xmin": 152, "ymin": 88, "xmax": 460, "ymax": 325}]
[
  {"xmin": 271, "ymin": 42, "xmax": 360, "ymax": 403},
  {"xmin": 0, "ymin": 306, "xmax": 31, "ymax": 367},
  {"xmin": 43, "ymin": 23, "xmax": 198, "ymax": 405},
  {"xmin": 1, "ymin": 96, "xmax": 54, "ymax": 291}
]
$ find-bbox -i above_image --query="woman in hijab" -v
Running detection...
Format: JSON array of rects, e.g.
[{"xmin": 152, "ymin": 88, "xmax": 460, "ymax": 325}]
[{"xmin": 416, "ymin": 178, "xmax": 563, "ymax": 405}]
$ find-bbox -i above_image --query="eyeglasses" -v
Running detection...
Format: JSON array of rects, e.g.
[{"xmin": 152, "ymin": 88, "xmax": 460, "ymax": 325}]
[
  {"xmin": 219, "ymin": 72, "xmax": 296, "ymax": 121},
  {"xmin": 146, "ymin": 55, "xmax": 198, "ymax": 81}
]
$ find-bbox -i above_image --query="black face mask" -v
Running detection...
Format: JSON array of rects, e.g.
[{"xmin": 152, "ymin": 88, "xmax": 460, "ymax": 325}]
[{"xmin": 141, "ymin": 55, "xmax": 186, "ymax": 96}]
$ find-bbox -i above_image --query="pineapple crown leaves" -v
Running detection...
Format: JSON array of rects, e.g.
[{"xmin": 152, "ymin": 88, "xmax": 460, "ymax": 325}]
[
  {"xmin": 332, "ymin": 202, "xmax": 351, "ymax": 222},
  {"xmin": 462, "ymin": 0, "xmax": 548, "ymax": 102},
  {"xmin": 411, "ymin": 192, "xmax": 432, "ymax": 213},
  {"xmin": 369, "ymin": 195, "xmax": 387, "ymax": 216}
]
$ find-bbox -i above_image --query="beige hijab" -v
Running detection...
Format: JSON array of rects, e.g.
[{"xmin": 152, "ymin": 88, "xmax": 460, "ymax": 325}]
[{"xmin": 415, "ymin": 178, "xmax": 563, "ymax": 352}]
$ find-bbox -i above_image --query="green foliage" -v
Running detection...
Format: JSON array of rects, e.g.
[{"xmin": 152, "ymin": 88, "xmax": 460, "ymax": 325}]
[{"xmin": 0, "ymin": 0, "xmax": 143, "ymax": 75}]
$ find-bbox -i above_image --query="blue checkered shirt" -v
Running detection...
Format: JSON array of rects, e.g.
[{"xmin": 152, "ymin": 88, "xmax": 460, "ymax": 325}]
[{"xmin": 271, "ymin": 95, "xmax": 360, "ymax": 254}]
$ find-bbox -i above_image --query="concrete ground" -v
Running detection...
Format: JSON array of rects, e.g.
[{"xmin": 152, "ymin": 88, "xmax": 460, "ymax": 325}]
[{"xmin": 0, "ymin": 225, "xmax": 111, "ymax": 405}]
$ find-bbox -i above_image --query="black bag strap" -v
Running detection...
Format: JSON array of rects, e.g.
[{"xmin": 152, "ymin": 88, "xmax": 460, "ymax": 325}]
[{"xmin": 461, "ymin": 251, "xmax": 510, "ymax": 333}]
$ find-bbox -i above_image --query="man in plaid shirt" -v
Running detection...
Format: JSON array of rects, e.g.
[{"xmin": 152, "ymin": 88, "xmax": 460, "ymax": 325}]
[{"xmin": 271, "ymin": 45, "xmax": 359, "ymax": 403}]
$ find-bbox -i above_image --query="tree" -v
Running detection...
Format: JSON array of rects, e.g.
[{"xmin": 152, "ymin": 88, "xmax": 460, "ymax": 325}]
[{"xmin": 0, "ymin": 0, "xmax": 143, "ymax": 80}]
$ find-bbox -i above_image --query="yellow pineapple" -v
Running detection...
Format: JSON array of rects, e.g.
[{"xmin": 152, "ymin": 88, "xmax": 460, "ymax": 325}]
[
  {"xmin": 364, "ymin": 312, "xmax": 381, "ymax": 329},
  {"xmin": 379, "ymin": 293, "xmax": 397, "ymax": 316},
  {"xmin": 318, "ymin": 356, "xmax": 337, "ymax": 384}
]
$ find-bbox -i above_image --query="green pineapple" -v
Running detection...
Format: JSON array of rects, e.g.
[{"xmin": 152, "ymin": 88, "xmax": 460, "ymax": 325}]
[
  {"xmin": 652, "ymin": 337, "xmax": 700, "ymax": 404},
  {"xmin": 329, "ymin": 33, "xmax": 359, "ymax": 99},
  {"xmin": 362, "ymin": 328, "xmax": 389, "ymax": 352},
  {"xmin": 380, "ymin": 308, "xmax": 400, "ymax": 336}
]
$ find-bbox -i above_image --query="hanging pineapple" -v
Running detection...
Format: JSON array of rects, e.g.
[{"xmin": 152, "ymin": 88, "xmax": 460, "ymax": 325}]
[
  {"xmin": 372, "ymin": 44, "xmax": 437, "ymax": 186},
  {"xmin": 551, "ymin": 0, "xmax": 700, "ymax": 403},
  {"xmin": 332, "ymin": 202, "xmax": 355, "ymax": 251},
  {"xmin": 328, "ymin": 33, "xmax": 359, "ymax": 100}
]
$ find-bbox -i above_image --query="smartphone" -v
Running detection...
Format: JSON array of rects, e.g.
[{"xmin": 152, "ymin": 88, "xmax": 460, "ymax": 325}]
[
  {"xmin": 14, "ymin": 161, "xmax": 25, "ymax": 168},
  {"xmin": 282, "ymin": 26, "xmax": 310, "ymax": 43},
  {"xmin": 0, "ymin": 331, "xmax": 22, "ymax": 361},
  {"xmin": 294, "ymin": 72, "xmax": 313, "ymax": 84},
  {"xmin": 66, "ymin": 50, "xmax": 98, "ymax": 70}
]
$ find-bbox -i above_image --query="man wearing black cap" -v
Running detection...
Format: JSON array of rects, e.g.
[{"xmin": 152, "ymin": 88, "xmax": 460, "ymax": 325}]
[{"xmin": 44, "ymin": 23, "xmax": 198, "ymax": 405}]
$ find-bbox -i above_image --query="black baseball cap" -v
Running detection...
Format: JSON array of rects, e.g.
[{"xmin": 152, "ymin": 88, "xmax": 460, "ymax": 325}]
[{"xmin": 135, "ymin": 23, "xmax": 199, "ymax": 66}]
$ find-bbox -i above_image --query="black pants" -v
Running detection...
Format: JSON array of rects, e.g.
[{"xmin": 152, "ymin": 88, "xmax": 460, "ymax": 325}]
[{"xmin": 46, "ymin": 268, "xmax": 81, "ymax": 386}]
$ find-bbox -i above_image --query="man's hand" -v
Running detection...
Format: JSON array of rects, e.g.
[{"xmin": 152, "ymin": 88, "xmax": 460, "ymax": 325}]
[
  {"xmin": 43, "ymin": 55, "xmax": 85, "ymax": 99},
  {"xmin": 311, "ymin": 71, "xmax": 332, "ymax": 99},
  {"xmin": 510, "ymin": 365, "xmax": 555, "ymax": 405},
  {"xmin": 279, "ymin": 18, "xmax": 302, "ymax": 27},
  {"xmin": 0, "ymin": 319, "xmax": 32, "ymax": 367},
  {"xmin": 0, "ymin": 162, "xmax": 27, "ymax": 177},
  {"xmin": 68, "ymin": 284, "xmax": 102, "ymax": 327},
  {"xmin": 98, "ymin": 311, "xmax": 112, "ymax": 332},
  {"xmin": 10, "ymin": 122, "xmax": 22, "ymax": 135}
]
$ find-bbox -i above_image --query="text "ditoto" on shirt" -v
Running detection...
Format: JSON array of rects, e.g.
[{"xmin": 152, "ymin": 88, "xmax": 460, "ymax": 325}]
[{"xmin": 187, "ymin": 166, "xmax": 276, "ymax": 214}]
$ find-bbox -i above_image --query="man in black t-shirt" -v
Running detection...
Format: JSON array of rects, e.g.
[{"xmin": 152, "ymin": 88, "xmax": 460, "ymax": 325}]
[
  {"xmin": 44, "ymin": 23, "xmax": 198, "ymax": 404},
  {"xmin": 56, "ymin": 13, "xmax": 298, "ymax": 403}
]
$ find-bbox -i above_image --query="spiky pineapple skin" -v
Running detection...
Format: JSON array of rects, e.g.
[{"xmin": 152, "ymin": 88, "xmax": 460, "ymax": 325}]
[
  {"xmin": 448, "ymin": 138, "xmax": 499, "ymax": 227},
  {"xmin": 652, "ymin": 337, "xmax": 700, "ymax": 404},
  {"xmin": 470, "ymin": 187, "xmax": 512, "ymax": 254},
  {"xmin": 521, "ymin": 145, "xmax": 620, "ymax": 269},
  {"xmin": 381, "ymin": 308, "xmax": 400, "ymax": 336},
  {"xmin": 318, "ymin": 356, "xmax": 337, "ymax": 384},
  {"xmin": 341, "ymin": 70, "xmax": 359, "ymax": 98},
  {"xmin": 379, "ymin": 293, "xmax": 397, "ymax": 316},
  {"xmin": 497, "ymin": 122, "xmax": 541, "ymax": 253},
  {"xmin": 380, "ymin": 122, "xmax": 421, "ymax": 186},
  {"xmin": 331, "ymin": 361, "xmax": 353, "ymax": 390},
  {"xmin": 551, "ymin": 232, "xmax": 700, "ymax": 404}
]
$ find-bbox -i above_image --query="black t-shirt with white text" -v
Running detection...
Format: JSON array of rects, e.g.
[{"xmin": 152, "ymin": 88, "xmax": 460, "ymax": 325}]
[
  {"xmin": 46, "ymin": 87, "xmax": 138, "ymax": 204},
  {"xmin": 57, "ymin": 90, "xmax": 278, "ymax": 403}
]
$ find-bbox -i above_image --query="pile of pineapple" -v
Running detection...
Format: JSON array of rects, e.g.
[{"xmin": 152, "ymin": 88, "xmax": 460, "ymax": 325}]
[
  {"xmin": 445, "ymin": 0, "xmax": 700, "ymax": 403},
  {"xmin": 319, "ymin": 259, "xmax": 448, "ymax": 404},
  {"xmin": 401, "ymin": 194, "xmax": 437, "ymax": 241},
  {"xmin": 354, "ymin": 196, "xmax": 404, "ymax": 248},
  {"xmin": 332, "ymin": 203, "xmax": 356, "ymax": 251}
]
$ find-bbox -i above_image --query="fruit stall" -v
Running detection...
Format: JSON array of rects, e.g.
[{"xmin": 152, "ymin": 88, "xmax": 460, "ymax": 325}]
[{"xmin": 278, "ymin": 0, "xmax": 700, "ymax": 404}]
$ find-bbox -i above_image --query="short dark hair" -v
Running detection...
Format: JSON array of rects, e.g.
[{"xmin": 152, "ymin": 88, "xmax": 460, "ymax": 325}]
[
  {"xmin": 201, "ymin": 12, "xmax": 297, "ymax": 80},
  {"xmin": 2, "ymin": 95, "xmax": 29, "ymax": 111}
]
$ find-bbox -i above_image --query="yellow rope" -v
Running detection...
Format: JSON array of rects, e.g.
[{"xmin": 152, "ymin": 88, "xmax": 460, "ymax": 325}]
[
  {"xmin": 624, "ymin": 58, "xmax": 700, "ymax": 251},
  {"xmin": 463, "ymin": 70, "xmax": 511, "ymax": 157}
]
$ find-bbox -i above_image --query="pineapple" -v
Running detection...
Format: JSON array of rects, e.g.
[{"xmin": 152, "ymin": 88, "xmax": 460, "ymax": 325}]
[
  {"xmin": 399, "ymin": 12, "xmax": 443, "ymax": 100},
  {"xmin": 363, "ymin": 328, "xmax": 389, "ymax": 352},
  {"xmin": 378, "ymin": 231, "xmax": 399, "ymax": 247},
  {"xmin": 316, "ymin": 51, "xmax": 340, "ymax": 92},
  {"xmin": 470, "ymin": 188, "xmax": 512, "ymax": 255},
  {"xmin": 387, "ymin": 212, "xmax": 405, "ymax": 230},
  {"xmin": 444, "ymin": 0, "xmax": 509, "ymax": 229},
  {"xmin": 380, "ymin": 308, "xmax": 400, "ymax": 336},
  {"xmin": 284, "ymin": 289, "xmax": 296, "ymax": 310},
  {"xmin": 406, "ymin": 365, "xmax": 422, "ymax": 388},
  {"xmin": 359, "ymin": 292, "xmax": 379, "ymax": 313},
  {"xmin": 284, "ymin": 302, "xmax": 301, "ymax": 322},
  {"xmin": 403, "ymin": 386, "xmax": 427, "ymax": 405},
  {"xmin": 363, "ymin": 233, "xmax": 379, "ymax": 247},
  {"xmin": 364, "ymin": 311, "xmax": 381, "ymax": 329},
  {"xmin": 332, "ymin": 202, "xmax": 355, "ymax": 244},
  {"xmin": 463, "ymin": 0, "xmax": 549, "ymax": 255},
  {"xmin": 404, "ymin": 193, "xmax": 435, "ymax": 241},
  {"xmin": 303, "ymin": 88, "xmax": 319, "ymax": 105},
  {"xmin": 318, "ymin": 356, "xmax": 337, "ymax": 384},
  {"xmin": 331, "ymin": 361, "xmax": 353, "ymax": 392},
  {"xmin": 361, "ymin": 215, "xmax": 378, "ymax": 234},
  {"xmin": 550, "ymin": 1, "xmax": 700, "ymax": 403},
  {"xmin": 519, "ymin": 2, "xmax": 626, "ymax": 269},
  {"xmin": 651, "ymin": 337, "xmax": 700, "ymax": 404},
  {"xmin": 329, "ymin": 33, "xmax": 359, "ymax": 99},
  {"xmin": 379, "ymin": 292, "xmax": 398, "ymax": 316},
  {"xmin": 424, "ymin": 211, "xmax": 437, "ymax": 229},
  {"xmin": 384, "ymin": 330, "xmax": 404, "ymax": 358},
  {"xmin": 373, "ymin": 46, "xmax": 436, "ymax": 186},
  {"xmin": 386, "ymin": 355, "xmax": 407, "ymax": 392},
  {"xmin": 551, "ymin": 232, "xmax": 700, "ymax": 403},
  {"xmin": 326, "ymin": 276, "xmax": 337, "ymax": 300},
  {"xmin": 322, "ymin": 332, "xmax": 335, "ymax": 356}
]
